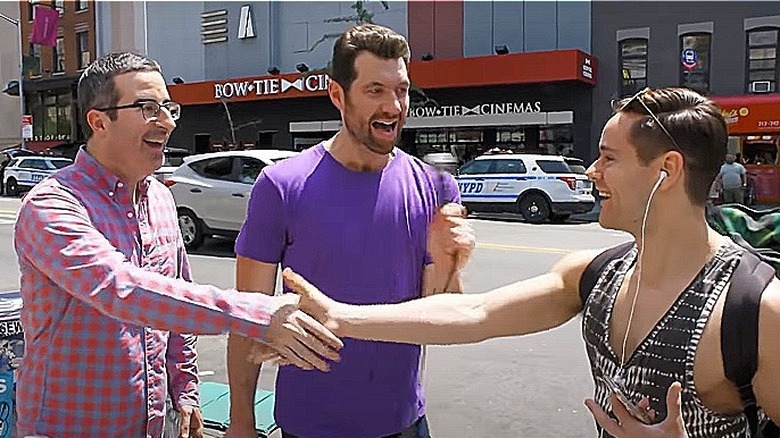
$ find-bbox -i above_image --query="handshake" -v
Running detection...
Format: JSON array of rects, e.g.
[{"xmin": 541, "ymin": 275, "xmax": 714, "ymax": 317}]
[{"xmin": 247, "ymin": 203, "xmax": 475, "ymax": 370}]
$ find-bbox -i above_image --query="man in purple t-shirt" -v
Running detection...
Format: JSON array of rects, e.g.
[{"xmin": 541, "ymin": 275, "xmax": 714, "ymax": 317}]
[{"xmin": 225, "ymin": 24, "xmax": 475, "ymax": 438}]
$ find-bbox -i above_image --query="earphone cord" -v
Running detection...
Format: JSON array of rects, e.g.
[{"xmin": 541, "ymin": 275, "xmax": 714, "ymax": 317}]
[
  {"xmin": 598, "ymin": 174, "xmax": 664, "ymax": 438},
  {"xmin": 620, "ymin": 173, "xmax": 664, "ymax": 368}
]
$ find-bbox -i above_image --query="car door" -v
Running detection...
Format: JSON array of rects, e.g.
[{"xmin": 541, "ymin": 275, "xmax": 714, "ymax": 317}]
[
  {"xmin": 456, "ymin": 159, "xmax": 494, "ymax": 204},
  {"xmin": 223, "ymin": 157, "xmax": 266, "ymax": 230},
  {"xmin": 185, "ymin": 156, "xmax": 239, "ymax": 231},
  {"xmin": 488, "ymin": 159, "xmax": 530, "ymax": 206}
]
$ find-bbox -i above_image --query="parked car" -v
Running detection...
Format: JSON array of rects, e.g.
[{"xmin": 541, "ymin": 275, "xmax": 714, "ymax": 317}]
[
  {"xmin": 455, "ymin": 153, "xmax": 595, "ymax": 223},
  {"xmin": 2, "ymin": 155, "xmax": 73, "ymax": 196},
  {"xmin": 563, "ymin": 156, "xmax": 588, "ymax": 174},
  {"xmin": 1, "ymin": 148, "xmax": 40, "ymax": 196},
  {"xmin": 168, "ymin": 149, "xmax": 299, "ymax": 249},
  {"xmin": 154, "ymin": 147, "xmax": 192, "ymax": 185}
]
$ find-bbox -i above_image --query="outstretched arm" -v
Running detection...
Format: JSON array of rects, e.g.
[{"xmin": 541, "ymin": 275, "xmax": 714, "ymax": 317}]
[{"xmin": 286, "ymin": 249, "xmax": 600, "ymax": 346}]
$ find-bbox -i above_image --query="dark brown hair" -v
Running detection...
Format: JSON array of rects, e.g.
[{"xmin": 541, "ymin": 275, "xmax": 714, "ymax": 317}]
[
  {"xmin": 77, "ymin": 52, "xmax": 162, "ymax": 138},
  {"xmin": 330, "ymin": 24, "xmax": 410, "ymax": 92},
  {"xmin": 614, "ymin": 87, "xmax": 727, "ymax": 205}
]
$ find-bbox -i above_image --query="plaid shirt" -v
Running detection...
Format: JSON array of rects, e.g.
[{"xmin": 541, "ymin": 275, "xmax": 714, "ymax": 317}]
[{"xmin": 14, "ymin": 150, "xmax": 273, "ymax": 437}]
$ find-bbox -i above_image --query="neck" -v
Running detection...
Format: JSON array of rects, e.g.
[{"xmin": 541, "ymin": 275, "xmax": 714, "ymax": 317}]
[
  {"xmin": 325, "ymin": 130, "xmax": 394, "ymax": 172},
  {"xmin": 85, "ymin": 141, "xmax": 143, "ymax": 188},
  {"xmin": 630, "ymin": 201, "xmax": 723, "ymax": 287}
]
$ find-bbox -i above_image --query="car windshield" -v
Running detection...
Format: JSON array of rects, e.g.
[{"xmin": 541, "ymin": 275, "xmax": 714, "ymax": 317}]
[
  {"xmin": 536, "ymin": 160, "xmax": 572, "ymax": 174},
  {"xmin": 49, "ymin": 159, "xmax": 72, "ymax": 169}
]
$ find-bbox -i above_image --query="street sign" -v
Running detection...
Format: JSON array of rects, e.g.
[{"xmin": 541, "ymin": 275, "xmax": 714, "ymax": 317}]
[{"xmin": 21, "ymin": 115, "xmax": 32, "ymax": 140}]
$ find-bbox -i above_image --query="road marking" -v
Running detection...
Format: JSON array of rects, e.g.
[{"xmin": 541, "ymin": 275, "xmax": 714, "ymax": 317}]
[{"xmin": 477, "ymin": 242, "xmax": 573, "ymax": 254}]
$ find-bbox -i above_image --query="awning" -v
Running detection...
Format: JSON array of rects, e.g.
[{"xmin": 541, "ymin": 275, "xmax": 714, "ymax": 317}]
[{"xmin": 712, "ymin": 94, "xmax": 780, "ymax": 134}]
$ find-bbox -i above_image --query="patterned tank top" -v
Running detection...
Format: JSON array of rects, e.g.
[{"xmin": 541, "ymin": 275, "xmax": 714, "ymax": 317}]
[{"xmin": 582, "ymin": 239, "xmax": 751, "ymax": 438}]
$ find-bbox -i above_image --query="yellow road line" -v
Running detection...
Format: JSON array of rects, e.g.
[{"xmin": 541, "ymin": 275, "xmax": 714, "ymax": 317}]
[{"xmin": 476, "ymin": 242, "xmax": 573, "ymax": 254}]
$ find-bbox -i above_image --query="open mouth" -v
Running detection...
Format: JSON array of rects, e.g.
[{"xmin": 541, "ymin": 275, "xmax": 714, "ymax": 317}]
[
  {"xmin": 371, "ymin": 120, "xmax": 398, "ymax": 138},
  {"xmin": 143, "ymin": 139, "xmax": 165, "ymax": 149},
  {"xmin": 598, "ymin": 191, "xmax": 612, "ymax": 200}
]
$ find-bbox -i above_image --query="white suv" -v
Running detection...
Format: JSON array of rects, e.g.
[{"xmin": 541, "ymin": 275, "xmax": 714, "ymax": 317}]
[
  {"xmin": 3, "ymin": 155, "xmax": 73, "ymax": 196},
  {"xmin": 455, "ymin": 153, "xmax": 595, "ymax": 223},
  {"xmin": 168, "ymin": 149, "xmax": 298, "ymax": 249}
]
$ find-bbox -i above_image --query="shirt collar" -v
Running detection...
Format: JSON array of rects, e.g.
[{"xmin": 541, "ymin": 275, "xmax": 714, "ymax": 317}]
[{"xmin": 73, "ymin": 146, "xmax": 152, "ymax": 201}]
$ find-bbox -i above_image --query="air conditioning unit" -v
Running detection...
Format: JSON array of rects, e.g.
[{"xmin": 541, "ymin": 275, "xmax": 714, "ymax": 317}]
[{"xmin": 750, "ymin": 80, "xmax": 773, "ymax": 93}]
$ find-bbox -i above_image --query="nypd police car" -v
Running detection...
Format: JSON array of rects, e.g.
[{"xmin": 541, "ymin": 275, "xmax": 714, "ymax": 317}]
[
  {"xmin": 2, "ymin": 155, "xmax": 72, "ymax": 196},
  {"xmin": 455, "ymin": 153, "xmax": 595, "ymax": 223}
]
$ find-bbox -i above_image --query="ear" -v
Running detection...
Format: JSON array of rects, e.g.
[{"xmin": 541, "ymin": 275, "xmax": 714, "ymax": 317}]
[
  {"xmin": 328, "ymin": 80, "xmax": 346, "ymax": 114},
  {"xmin": 660, "ymin": 150, "xmax": 685, "ymax": 186},
  {"xmin": 85, "ymin": 108, "xmax": 106, "ymax": 134}
]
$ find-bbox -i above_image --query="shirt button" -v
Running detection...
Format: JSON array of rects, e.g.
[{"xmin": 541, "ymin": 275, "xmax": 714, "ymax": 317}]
[
  {"xmin": 108, "ymin": 191, "xmax": 114, "ymax": 197},
  {"xmin": 117, "ymin": 182, "xmax": 124, "ymax": 188},
  {"xmin": 127, "ymin": 212, "xmax": 134, "ymax": 218}
]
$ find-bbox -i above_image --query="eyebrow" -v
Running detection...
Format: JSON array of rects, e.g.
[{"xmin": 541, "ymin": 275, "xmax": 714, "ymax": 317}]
[{"xmin": 599, "ymin": 144, "xmax": 618, "ymax": 153}]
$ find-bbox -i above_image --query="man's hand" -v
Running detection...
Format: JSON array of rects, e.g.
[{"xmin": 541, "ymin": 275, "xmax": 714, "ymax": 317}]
[
  {"xmin": 249, "ymin": 269, "xmax": 346, "ymax": 366},
  {"xmin": 262, "ymin": 293, "xmax": 343, "ymax": 371},
  {"xmin": 177, "ymin": 405, "xmax": 204, "ymax": 438},
  {"xmin": 585, "ymin": 382, "xmax": 688, "ymax": 438},
  {"xmin": 427, "ymin": 202, "xmax": 475, "ymax": 274}
]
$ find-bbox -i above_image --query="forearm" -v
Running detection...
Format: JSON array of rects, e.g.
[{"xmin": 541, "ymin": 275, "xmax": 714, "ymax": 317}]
[
  {"xmin": 337, "ymin": 273, "xmax": 580, "ymax": 345},
  {"xmin": 338, "ymin": 292, "xmax": 487, "ymax": 345},
  {"xmin": 167, "ymin": 333, "xmax": 200, "ymax": 408},
  {"xmin": 227, "ymin": 333, "xmax": 262, "ymax": 424}
]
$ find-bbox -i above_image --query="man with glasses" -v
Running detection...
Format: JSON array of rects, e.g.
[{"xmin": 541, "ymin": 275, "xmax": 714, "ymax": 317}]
[
  {"xmin": 277, "ymin": 87, "xmax": 780, "ymax": 438},
  {"xmin": 13, "ymin": 52, "xmax": 344, "ymax": 438}
]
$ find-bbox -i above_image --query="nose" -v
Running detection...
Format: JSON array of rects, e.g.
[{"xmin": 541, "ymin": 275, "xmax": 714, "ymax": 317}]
[
  {"xmin": 381, "ymin": 92, "xmax": 403, "ymax": 116},
  {"xmin": 585, "ymin": 161, "xmax": 600, "ymax": 181},
  {"xmin": 156, "ymin": 108, "xmax": 177, "ymax": 131}
]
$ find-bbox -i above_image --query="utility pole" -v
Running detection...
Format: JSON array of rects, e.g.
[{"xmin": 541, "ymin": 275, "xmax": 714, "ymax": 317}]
[{"xmin": 0, "ymin": 12, "xmax": 26, "ymax": 149}]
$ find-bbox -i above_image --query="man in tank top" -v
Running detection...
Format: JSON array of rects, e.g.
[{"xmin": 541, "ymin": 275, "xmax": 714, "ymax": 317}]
[{"xmin": 280, "ymin": 87, "xmax": 780, "ymax": 438}]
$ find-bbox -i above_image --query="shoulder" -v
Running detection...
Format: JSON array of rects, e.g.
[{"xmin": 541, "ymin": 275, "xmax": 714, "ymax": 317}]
[
  {"xmin": 551, "ymin": 247, "xmax": 610, "ymax": 295},
  {"xmin": 261, "ymin": 146, "xmax": 324, "ymax": 183},
  {"xmin": 760, "ymin": 278, "xmax": 780, "ymax": 340}
]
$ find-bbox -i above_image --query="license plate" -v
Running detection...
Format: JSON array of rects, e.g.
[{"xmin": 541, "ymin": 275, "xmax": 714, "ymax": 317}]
[
  {"xmin": 31, "ymin": 174, "xmax": 44, "ymax": 182},
  {"xmin": 0, "ymin": 320, "xmax": 22, "ymax": 337},
  {"xmin": 577, "ymin": 180, "xmax": 591, "ymax": 189}
]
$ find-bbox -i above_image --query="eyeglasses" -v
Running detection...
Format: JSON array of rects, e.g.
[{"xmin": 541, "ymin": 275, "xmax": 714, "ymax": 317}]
[
  {"xmin": 94, "ymin": 100, "xmax": 181, "ymax": 121},
  {"xmin": 618, "ymin": 88, "xmax": 681, "ymax": 151}
]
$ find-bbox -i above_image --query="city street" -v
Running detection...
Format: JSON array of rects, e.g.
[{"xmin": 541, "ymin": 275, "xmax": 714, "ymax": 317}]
[{"xmin": 0, "ymin": 196, "xmax": 633, "ymax": 437}]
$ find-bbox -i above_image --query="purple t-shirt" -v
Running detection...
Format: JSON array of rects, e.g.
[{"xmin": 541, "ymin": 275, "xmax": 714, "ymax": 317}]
[{"xmin": 235, "ymin": 143, "xmax": 459, "ymax": 438}]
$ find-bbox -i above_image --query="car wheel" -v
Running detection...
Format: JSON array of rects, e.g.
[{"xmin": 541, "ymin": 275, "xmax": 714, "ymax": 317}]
[
  {"xmin": 518, "ymin": 193, "xmax": 551, "ymax": 223},
  {"xmin": 178, "ymin": 209, "xmax": 204, "ymax": 250},
  {"xmin": 6, "ymin": 178, "xmax": 19, "ymax": 197}
]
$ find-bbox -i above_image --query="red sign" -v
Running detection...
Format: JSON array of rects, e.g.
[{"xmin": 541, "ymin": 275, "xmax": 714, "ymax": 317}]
[
  {"xmin": 30, "ymin": 6, "xmax": 59, "ymax": 47},
  {"xmin": 21, "ymin": 115, "xmax": 32, "ymax": 125},
  {"xmin": 712, "ymin": 94, "xmax": 780, "ymax": 134}
]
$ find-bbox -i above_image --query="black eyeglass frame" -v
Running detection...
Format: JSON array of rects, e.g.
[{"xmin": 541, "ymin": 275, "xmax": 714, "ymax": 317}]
[
  {"xmin": 617, "ymin": 88, "xmax": 682, "ymax": 151},
  {"xmin": 94, "ymin": 99, "xmax": 181, "ymax": 121}
]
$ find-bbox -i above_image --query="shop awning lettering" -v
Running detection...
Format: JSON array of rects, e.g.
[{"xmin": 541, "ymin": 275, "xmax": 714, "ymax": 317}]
[{"xmin": 408, "ymin": 102, "xmax": 542, "ymax": 118}]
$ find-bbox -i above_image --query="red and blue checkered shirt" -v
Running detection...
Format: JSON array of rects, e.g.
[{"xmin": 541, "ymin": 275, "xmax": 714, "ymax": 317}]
[{"xmin": 14, "ymin": 149, "xmax": 273, "ymax": 437}]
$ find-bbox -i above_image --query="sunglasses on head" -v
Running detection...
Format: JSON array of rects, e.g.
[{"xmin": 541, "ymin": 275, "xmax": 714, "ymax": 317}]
[{"xmin": 616, "ymin": 88, "xmax": 681, "ymax": 151}]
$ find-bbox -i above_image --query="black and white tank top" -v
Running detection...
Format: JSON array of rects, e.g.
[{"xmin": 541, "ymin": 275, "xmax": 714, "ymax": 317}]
[{"xmin": 582, "ymin": 239, "xmax": 750, "ymax": 437}]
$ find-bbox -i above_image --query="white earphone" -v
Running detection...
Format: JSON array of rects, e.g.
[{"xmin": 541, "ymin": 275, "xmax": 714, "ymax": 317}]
[{"xmin": 659, "ymin": 170, "xmax": 668, "ymax": 181}]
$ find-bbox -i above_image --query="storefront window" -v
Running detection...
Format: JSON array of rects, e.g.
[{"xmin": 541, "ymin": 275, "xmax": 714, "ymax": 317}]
[
  {"xmin": 746, "ymin": 28, "xmax": 778, "ymax": 93},
  {"xmin": 680, "ymin": 33, "xmax": 711, "ymax": 94},
  {"xmin": 30, "ymin": 90, "xmax": 72, "ymax": 141},
  {"xmin": 742, "ymin": 135, "xmax": 779, "ymax": 165},
  {"xmin": 538, "ymin": 126, "xmax": 574, "ymax": 155},
  {"xmin": 619, "ymin": 38, "xmax": 648, "ymax": 97}
]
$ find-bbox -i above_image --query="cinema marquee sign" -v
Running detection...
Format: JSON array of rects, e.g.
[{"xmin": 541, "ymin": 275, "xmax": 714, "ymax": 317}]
[
  {"xmin": 407, "ymin": 101, "xmax": 542, "ymax": 118},
  {"xmin": 214, "ymin": 73, "xmax": 330, "ymax": 99}
]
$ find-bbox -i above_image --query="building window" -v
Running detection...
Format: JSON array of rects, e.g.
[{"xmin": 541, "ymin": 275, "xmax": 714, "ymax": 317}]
[
  {"xmin": 27, "ymin": 0, "xmax": 35, "ymax": 21},
  {"xmin": 746, "ymin": 27, "xmax": 778, "ymax": 93},
  {"xmin": 30, "ymin": 90, "xmax": 72, "ymax": 142},
  {"xmin": 76, "ymin": 0, "xmax": 87, "ymax": 11},
  {"xmin": 53, "ymin": 36, "xmax": 65, "ymax": 73},
  {"xmin": 76, "ymin": 31, "xmax": 90, "ymax": 69},
  {"xmin": 679, "ymin": 33, "xmax": 712, "ymax": 94},
  {"xmin": 619, "ymin": 38, "xmax": 648, "ymax": 97},
  {"xmin": 55, "ymin": 0, "xmax": 64, "ymax": 15}
]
